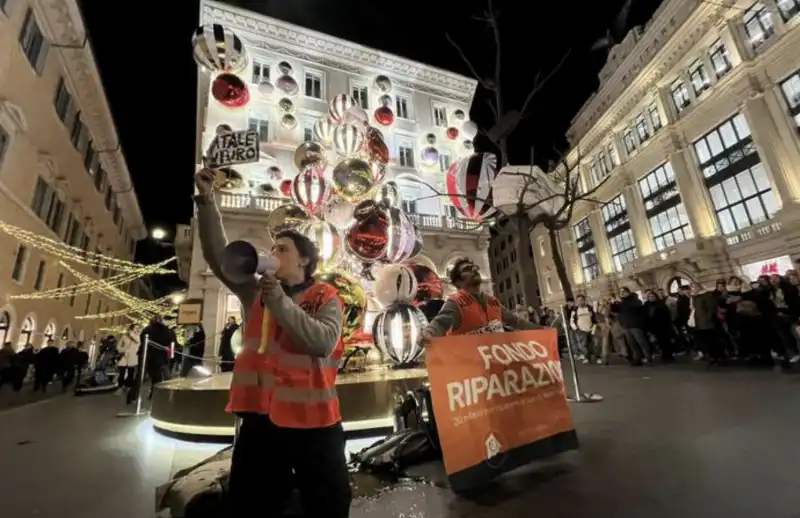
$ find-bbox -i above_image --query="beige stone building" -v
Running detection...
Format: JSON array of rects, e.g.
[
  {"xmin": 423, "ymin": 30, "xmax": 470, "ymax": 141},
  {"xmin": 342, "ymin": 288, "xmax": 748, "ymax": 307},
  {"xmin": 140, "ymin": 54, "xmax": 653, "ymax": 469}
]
[
  {"xmin": 534, "ymin": 0, "xmax": 800, "ymax": 306},
  {"xmin": 0, "ymin": 0, "xmax": 145, "ymax": 348}
]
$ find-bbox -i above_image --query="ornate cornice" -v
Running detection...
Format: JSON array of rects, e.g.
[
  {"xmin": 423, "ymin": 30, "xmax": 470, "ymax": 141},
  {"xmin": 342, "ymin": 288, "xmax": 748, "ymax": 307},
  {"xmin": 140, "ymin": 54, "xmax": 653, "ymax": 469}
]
[
  {"xmin": 37, "ymin": 0, "xmax": 147, "ymax": 240},
  {"xmin": 201, "ymin": 1, "xmax": 478, "ymax": 106}
]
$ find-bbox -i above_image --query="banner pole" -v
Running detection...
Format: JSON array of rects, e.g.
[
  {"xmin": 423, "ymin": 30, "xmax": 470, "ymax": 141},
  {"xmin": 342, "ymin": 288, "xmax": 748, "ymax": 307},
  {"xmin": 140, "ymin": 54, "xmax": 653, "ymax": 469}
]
[
  {"xmin": 560, "ymin": 306, "xmax": 603, "ymax": 403},
  {"xmin": 117, "ymin": 333, "xmax": 151, "ymax": 417}
]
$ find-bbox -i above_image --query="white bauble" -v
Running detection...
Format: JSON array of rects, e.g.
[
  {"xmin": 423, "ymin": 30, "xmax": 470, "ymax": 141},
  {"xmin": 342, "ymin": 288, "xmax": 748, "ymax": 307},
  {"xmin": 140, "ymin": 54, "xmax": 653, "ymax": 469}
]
[{"xmin": 374, "ymin": 264, "xmax": 418, "ymax": 306}]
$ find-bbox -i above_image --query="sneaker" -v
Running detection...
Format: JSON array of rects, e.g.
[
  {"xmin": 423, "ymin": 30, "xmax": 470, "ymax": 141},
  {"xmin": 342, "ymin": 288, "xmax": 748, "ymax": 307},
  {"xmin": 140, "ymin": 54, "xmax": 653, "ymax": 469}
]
[
  {"xmin": 596, "ymin": 359, "xmax": 607, "ymax": 365},
  {"xmin": 790, "ymin": 354, "xmax": 800, "ymax": 364},
  {"xmin": 693, "ymin": 352, "xmax": 705, "ymax": 361}
]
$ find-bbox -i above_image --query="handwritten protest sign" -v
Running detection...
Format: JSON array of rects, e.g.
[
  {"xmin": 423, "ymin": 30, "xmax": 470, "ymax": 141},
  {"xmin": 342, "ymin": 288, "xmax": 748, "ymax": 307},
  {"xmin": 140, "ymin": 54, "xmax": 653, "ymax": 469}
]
[
  {"xmin": 426, "ymin": 328, "xmax": 578, "ymax": 491},
  {"xmin": 205, "ymin": 129, "xmax": 259, "ymax": 169}
]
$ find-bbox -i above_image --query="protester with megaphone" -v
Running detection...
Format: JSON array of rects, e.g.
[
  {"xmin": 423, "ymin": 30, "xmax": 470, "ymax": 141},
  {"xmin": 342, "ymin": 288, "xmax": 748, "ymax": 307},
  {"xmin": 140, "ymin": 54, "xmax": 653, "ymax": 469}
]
[
  {"xmin": 194, "ymin": 168, "xmax": 352, "ymax": 518},
  {"xmin": 418, "ymin": 257, "xmax": 542, "ymax": 346}
]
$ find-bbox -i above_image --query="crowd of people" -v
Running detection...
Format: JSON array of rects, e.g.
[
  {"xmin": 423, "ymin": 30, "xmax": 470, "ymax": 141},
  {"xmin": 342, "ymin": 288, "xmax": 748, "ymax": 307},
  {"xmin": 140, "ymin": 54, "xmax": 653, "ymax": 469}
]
[
  {"xmin": 540, "ymin": 271, "xmax": 800, "ymax": 370},
  {"xmin": 0, "ymin": 340, "xmax": 89, "ymax": 394}
]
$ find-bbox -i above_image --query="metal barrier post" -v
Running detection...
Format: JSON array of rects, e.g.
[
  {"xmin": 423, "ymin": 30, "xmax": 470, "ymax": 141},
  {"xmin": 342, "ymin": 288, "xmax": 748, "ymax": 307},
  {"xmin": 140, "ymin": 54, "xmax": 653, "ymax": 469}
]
[
  {"xmin": 117, "ymin": 333, "xmax": 150, "ymax": 417},
  {"xmin": 561, "ymin": 307, "xmax": 603, "ymax": 403}
]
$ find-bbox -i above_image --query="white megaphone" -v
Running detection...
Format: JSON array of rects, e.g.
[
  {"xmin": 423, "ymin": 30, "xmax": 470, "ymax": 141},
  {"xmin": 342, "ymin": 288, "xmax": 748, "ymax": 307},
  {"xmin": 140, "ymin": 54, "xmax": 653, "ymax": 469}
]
[{"xmin": 221, "ymin": 240, "xmax": 280, "ymax": 284}]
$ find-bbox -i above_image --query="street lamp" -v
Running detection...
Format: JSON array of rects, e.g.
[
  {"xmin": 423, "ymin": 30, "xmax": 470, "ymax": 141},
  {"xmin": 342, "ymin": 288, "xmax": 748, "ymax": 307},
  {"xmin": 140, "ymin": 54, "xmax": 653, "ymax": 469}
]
[
  {"xmin": 171, "ymin": 293, "xmax": 186, "ymax": 304},
  {"xmin": 151, "ymin": 227, "xmax": 168, "ymax": 241}
]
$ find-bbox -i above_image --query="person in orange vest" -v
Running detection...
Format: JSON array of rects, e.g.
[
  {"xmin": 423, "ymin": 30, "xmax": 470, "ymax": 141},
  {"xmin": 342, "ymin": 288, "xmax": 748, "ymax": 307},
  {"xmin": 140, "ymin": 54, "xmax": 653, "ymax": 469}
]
[
  {"xmin": 193, "ymin": 169, "xmax": 351, "ymax": 517},
  {"xmin": 419, "ymin": 258, "xmax": 542, "ymax": 345}
]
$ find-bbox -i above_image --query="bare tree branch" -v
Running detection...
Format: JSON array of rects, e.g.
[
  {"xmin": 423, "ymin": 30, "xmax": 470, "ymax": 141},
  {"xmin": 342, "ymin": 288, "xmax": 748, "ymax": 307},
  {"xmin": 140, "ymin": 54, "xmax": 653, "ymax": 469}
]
[
  {"xmin": 445, "ymin": 32, "xmax": 491, "ymax": 90},
  {"xmin": 520, "ymin": 49, "xmax": 572, "ymax": 117}
]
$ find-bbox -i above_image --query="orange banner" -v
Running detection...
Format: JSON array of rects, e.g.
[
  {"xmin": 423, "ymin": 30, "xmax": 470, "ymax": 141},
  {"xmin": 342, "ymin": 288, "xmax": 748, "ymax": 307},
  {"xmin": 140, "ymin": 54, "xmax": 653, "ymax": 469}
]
[{"xmin": 426, "ymin": 328, "xmax": 578, "ymax": 491}]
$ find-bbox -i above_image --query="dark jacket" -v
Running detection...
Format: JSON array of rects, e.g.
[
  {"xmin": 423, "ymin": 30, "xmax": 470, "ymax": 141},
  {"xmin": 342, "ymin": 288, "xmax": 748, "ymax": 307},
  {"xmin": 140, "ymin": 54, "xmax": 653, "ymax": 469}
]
[
  {"xmin": 690, "ymin": 292, "xmax": 718, "ymax": 331},
  {"xmin": 219, "ymin": 323, "xmax": 239, "ymax": 363},
  {"xmin": 188, "ymin": 329, "xmax": 206, "ymax": 358},
  {"xmin": 675, "ymin": 294, "xmax": 691, "ymax": 325},
  {"xmin": 139, "ymin": 321, "xmax": 177, "ymax": 368},
  {"xmin": 644, "ymin": 299, "xmax": 672, "ymax": 332},
  {"xmin": 612, "ymin": 293, "xmax": 646, "ymax": 330}
]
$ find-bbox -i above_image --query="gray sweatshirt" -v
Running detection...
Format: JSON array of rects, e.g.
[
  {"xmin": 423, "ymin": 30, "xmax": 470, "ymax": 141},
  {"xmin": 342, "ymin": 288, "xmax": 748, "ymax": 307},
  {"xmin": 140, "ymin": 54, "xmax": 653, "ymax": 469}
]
[
  {"xmin": 424, "ymin": 293, "xmax": 543, "ymax": 337},
  {"xmin": 194, "ymin": 194, "xmax": 343, "ymax": 357}
]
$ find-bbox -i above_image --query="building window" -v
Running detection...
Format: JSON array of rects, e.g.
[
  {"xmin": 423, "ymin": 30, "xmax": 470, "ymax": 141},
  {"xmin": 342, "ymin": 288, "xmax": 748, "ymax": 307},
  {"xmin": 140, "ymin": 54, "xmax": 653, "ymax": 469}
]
[
  {"xmin": 0, "ymin": 126, "xmax": 8, "ymax": 169},
  {"xmin": 439, "ymin": 153, "xmax": 452, "ymax": 173},
  {"xmin": 251, "ymin": 61, "xmax": 269, "ymax": 84},
  {"xmin": 402, "ymin": 198, "xmax": 417, "ymax": 214},
  {"xmin": 607, "ymin": 143, "xmax": 619, "ymax": 166},
  {"xmin": 635, "ymin": 114, "xmax": 650, "ymax": 143},
  {"xmin": 432, "ymin": 106, "xmax": 447, "ymax": 127},
  {"xmin": 397, "ymin": 140, "xmax": 414, "ymax": 168},
  {"xmin": 31, "ymin": 177, "xmax": 64, "ymax": 234},
  {"xmin": 352, "ymin": 84, "xmax": 368, "ymax": 109},
  {"xmin": 444, "ymin": 204, "xmax": 458, "ymax": 219},
  {"xmin": 84, "ymin": 143, "xmax": 98, "ymax": 175},
  {"xmin": 33, "ymin": 260, "xmax": 46, "ymax": 291},
  {"xmin": 780, "ymin": 72, "xmax": 800, "ymax": 129},
  {"xmin": 85, "ymin": 294, "xmax": 92, "ymax": 315},
  {"xmin": 603, "ymin": 195, "xmax": 637, "ymax": 271},
  {"xmin": 104, "ymin": 185, "xmax": 113, "ymax": 211},
  {"xmin": 248, "ymin": 117, "xmax": 270, "ymax": 143},
  {"xmin": 573, "ymin": 217, "xmax": 599, "ymax": 282},
  {"xmin": 54, "ymin": 78, "xmax": 72, "ymax": 123},
  {"xmin": 777, "ymin": 0, "xmax": 800, "ymax": 21},
  {"xmin": 70, "ymin": 115, "xmax": 84, "ymax": 149},
  {"xmin": 597, "ymin": 153, "xmax": 609, "ymax": 178},
  {"xmin": 395, "ymin": 95, "xmax": 410, "ymax": 119},
  {"xmin": 638, "ymin": 163, "xmax": 693, "ymax": 251},
  {"xmin": 303, "ymin": 122, "xmax": 314, "ymax": 142},
  {"xmin": 94, "ymin": 164, "xmax": 106, "ymax": 192},
  {"xmin": 743, "ymin": 2, "xmax": 775, "ymax": 49},
  {"xmin": 304, "ymin": 71, "xmax": 323, "ymax": 99},
  {"xmin": 11, "ymin": 244, "xmax": 27, "ymax": 282},
  {"xmin": 709, "ymin": 40, "xmax": 732, "ymax": 78},
  {"xmin": 670, "ymin": 79, "xmax": 691, "ymax": 112},
  {"xmin": 693, "ymin": 114, "xmax": 778, "ymax": 234},
  {"xmin": 545, "ymin": 276, "xmax": 553, "ymax": 295},
  {"xmin": 623, "ymin": 129, "xmax": 636, "ymax": 154},
  {"xmin": 688, "ymin": 60, "xmax": 710, "ymax": 96},
  {"xmin": 648, "ymin": 103, "xmax": 662, "ymax": 132},
  {"xmin": 589, "ymin": 162, "xmax": 599, "ymax": 185},
  {"xmin": 56, "ymin": 272, "xmax": 64, "ymax": 290},
  {"xmin": 19, "ymin": 9, "xmax": 48, "ymax": 73}
]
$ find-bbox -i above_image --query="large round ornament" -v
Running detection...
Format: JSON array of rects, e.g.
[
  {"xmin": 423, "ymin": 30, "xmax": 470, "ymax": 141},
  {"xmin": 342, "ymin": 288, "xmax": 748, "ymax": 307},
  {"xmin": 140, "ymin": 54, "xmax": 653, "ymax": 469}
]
[
  {"xmin": 278, "ymin": 98, "xmax": 295, "ymax": 113},
  {"xmin": 293, "ymin": 141, "xmax": 326, "ymax": 172},
  {"xmin": 383, "ymin": 207, "xmax": 417, "ymax": 264},
  {"xmin": 291, "ymin": 169, "xmax": 329, "ymax": 215},
  {"xmin": 191, "ymin": 24, "xmax": 247, "ymax": 73},
  {"xmin": 332, "ymin": 158, "xmax": 374, "ymax": 202},
  {"xmin": 461, "ymin": 120, "xmax": 479, "ymax": 139},
  {"xmin": 345, "ymin": 105, "xmax": 369, "ymax": 128},
  {"xmin": 425, "ymin": 133, "xmax": 437, "ymax": 145},
  {"xmin": 375, "ymin": 181, "xmax": 400, "ymax": 208},
  {"xmin": 452, "ymin": 109, "xmax": 466, "ymax": 121},
  {"xmin": 372, "ymin": 303, "xmax": 428, "ymax": 365},
  {"xmin": 374, "ymin": 106, "xmax": 394, "ymax": 126},
  {"xmin": 298, "ymin": 220, "xmax": 342, "ymax": 272},
  {"xmin": 345, "ymin": 205, "xmax": 389, "ymax": 261},
  {"xmin": 266, "ymin": 204, "xmax": 310, "ymax": 238},
  {"xmin": 378, "ymin": 94, "xmax": 392, "ymax": 107},
  {"xmin": 421, "ymin": 146, "xmax": 439, "ymax": 168},
  {"xmin": 279, "ymin": 179, "xmax": 293, "ymax": 197},
  {"xmin": 315, "ymin": 270, "xmax": 366, "ymax": 342},
  {"xmin": 446, "ymin": 127, "xmax": 459, "ymax": 140},
  {"xmin": 332, "ymin": 124, "xmax": 365, "ymax": 157},
  {"xmin": 323, "ymin": 195, "xmax": 356, "ymax": 228},
  {"xmin": 374, "ymin": 264, "xmax": 418, "ymax": 306},
  {"xmin": 267, "ymin": 166, "xmax": 282, "ymax": 181},
  {"xmin": 277, "ymin": 61, "xmax": 293, "ymax": 75},
  {"xmin": 463, "ymin": 140, "xmax": 474, "ymax": 151},
  {"xmin": 407, "ymin": 263, "xmax": 443, "ymax": 302},
  {"xmin": 329, "ymin": 93, "xmax": 355, "ymax": 124},
  {"xmin": 212, "ymin": 74, "xmax": 249, "ymax": 108},
  {"xmin": 281, "ymin": 113, "xmax": 297, "ymax": 130},
  {"xmin": 366, "ymin": 127, "xmax": 389, "ymax": 164},
  {"xmin": 371, "ymin": 162, "xmax": 387, "ymax": 185},
  {"xmin": 446, "ymin": 152, "xmax": 498, "ymax": 221},
  {"xmin": 373, "ymin": 75, "xmax": 392, "ymax": 94},
  {"xmin": 313, "ymin": 116, "xmax": 335, "ymax": 146},
  {"xmin": 276, "ymin": 75, "xmax": 299, "ymax": 96},
  {"xmin": 257, "ymin": 80, "xmax": 275, "ymax": 96}
]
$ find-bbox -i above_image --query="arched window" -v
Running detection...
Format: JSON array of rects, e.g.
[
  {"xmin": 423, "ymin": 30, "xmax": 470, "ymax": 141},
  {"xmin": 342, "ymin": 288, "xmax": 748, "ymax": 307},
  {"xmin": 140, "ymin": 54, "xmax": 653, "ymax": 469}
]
[
  {"xmin": 61, "ymin": 327, "xmax": 70, "ymax": 341},
  {"xmin": 0, "ymin": 311, "xmax": 10, "ymax": 346},
  {"xmin": 17, "ymin": 316, "xmax": 35, "ymax": 349},
  {"xmin": 667, "ymin": 276, "xmax": 691, "ymax": 296},
  {"xmin": 42, "ymin": 320, "xmax": 56, "ymax": 348}
]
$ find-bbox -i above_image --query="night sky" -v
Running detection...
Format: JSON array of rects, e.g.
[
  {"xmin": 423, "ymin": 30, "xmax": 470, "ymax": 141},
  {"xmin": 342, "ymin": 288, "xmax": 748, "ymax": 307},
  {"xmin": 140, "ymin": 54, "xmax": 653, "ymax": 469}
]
[{"xmin": 77, "ymin": 0, "xmax": 662, "ymax": 291}]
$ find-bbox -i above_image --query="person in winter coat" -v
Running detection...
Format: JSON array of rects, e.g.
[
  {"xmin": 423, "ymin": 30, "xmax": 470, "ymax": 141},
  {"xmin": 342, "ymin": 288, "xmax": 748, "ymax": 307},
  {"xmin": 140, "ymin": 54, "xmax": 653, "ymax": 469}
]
[
  {"xmin": 0, "ymin": 342, "xmax": 16, "ymax": 390},
  {"xmin": 611, "ymin": 288, "xmax": 652, "ymax": 366},
  {"xmin": 116, "ymin": 324, "xmax": 140, "ymax": 390},
  {"xmin": 569, "ymin": 295, "xmax": 596, "ymax": 363},
  {"xmin": 127, "ymin": 316, "xmax": 176, "ymax": 404},
  {"xmin": 644, "ymin": 290, "xmax": 675, "ymax": 362},
  {"xmin": 219, "ymin": 317, "xmax": 238, "ymax": 373},
  {"xmin": 33, "ymin": 340, "xmax": 60, "ymax": 392},
  {"xmin": 181, "ymin": 324, "xmax": 206, "ymax": 377},
  {"xmin": 687, "ymin": 282, "xmax": 723, "ymax": 364}
]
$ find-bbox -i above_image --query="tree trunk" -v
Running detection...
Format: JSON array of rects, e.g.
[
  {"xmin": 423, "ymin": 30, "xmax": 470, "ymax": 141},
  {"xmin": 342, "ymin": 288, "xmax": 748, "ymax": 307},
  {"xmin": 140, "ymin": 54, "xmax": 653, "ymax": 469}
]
[{"xmin": 547, "ymin": 224, "xmax": 574, "ymax": 301}]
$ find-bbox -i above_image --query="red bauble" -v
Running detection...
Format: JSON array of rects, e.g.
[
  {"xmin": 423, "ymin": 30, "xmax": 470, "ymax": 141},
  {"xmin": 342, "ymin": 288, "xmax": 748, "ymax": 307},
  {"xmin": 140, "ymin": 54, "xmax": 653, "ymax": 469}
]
[
  {"xmin": 346, "ymin": 207, "xmax": 389, "ymax": 261},
  {"xmin": 212, "ymin": 73, "xmax": 249, "ymax": 108},
  {"xmin": 291, "ymin": 169, "xmax": 328, "ymax": 215},
  {"xmin": 279, "ymin": 179, "xmax": 293, "ymax": 197},
  {"xmin": 366, "ymin": 127, "xmax": 389, "ymax": 164},
  {"xmin": 406, "ymin": 263, "xmax": 443, "ymax": 302},
  {"xmin": 446, "ymin": 127, "xmax": 459, "ymax": 140},
  {"xmin": 373, "ymin": 106, "xmax": 394, "ymax": 126}
]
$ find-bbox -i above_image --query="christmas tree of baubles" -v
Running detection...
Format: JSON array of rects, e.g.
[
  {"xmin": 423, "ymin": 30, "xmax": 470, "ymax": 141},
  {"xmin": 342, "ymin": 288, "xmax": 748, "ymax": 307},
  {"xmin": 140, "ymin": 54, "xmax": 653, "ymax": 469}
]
[{"xmin": 193, "ymin": 23, "xmax": 499, "ymax": 365}]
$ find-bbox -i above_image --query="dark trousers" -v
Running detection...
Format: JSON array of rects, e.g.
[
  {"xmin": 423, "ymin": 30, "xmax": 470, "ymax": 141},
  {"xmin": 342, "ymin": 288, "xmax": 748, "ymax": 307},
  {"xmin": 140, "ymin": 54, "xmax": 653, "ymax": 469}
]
[
  {"xmin": 652, "ymin": 327, "xmax": 675, "ymax": 360},
  {"xmin": 117, "ymin": 366, "xmax": 135, "ymax": 388},
  {"xmin": 61, "ymin": 366, "xmax": 77, "ymax": 391},
  {"xmin": 33, "ymin": 369, "xmax": 54, "ymax": 392},
  {"xmin": 693, "ymin": 328, "xmax": 724, "ymax": 361},
  {"xmin": 623, "ymin": 328, "xmax": 652, "ymax": 364},
  {"xmin": 228, "ymin": 415, "xmax": 352, "ymax": 518},
  {"xmin": 126, "ymin": 363, "xmax": 168, "ymax": 404}
]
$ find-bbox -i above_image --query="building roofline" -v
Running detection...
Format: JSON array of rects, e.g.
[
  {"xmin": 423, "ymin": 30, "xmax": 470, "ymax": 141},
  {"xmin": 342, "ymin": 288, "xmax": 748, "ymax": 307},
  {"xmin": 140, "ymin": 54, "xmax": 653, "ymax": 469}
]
[
  {"xmin": 200, "ymin": 0, "xmax": 478, "ymax": 106},
  {"xmin": 38, "ymin": 0, "xmax": 147, "ymax": 241}
]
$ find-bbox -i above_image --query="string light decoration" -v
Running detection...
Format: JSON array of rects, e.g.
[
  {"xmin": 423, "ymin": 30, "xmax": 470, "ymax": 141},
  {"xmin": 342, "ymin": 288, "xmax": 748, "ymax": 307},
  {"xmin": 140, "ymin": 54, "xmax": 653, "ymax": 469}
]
[
  {"xmin": 0, "ymin": 221, "xmax": 175, "ymax": 275},
  {"xmin": 73, "ymin": 294, "xmax": 175, "ymax": 321}
]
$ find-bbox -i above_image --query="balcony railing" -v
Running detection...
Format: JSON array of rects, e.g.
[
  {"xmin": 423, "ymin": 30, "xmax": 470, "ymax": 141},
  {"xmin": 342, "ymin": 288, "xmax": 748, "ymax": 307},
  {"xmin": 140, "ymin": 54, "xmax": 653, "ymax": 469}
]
[{"xmin": 217, "ymin": 193, "xmax": 481, "ymax": 233}]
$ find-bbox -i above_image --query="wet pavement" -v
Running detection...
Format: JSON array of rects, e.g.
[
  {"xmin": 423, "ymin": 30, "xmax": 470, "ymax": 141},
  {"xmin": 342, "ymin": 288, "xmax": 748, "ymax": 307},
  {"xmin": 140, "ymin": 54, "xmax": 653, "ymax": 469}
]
[
  {"xmin": 2, "ymin": 363, "xmax": 800, "ymax": 518},
  {"xmin": 0, "ymin": 382, "xmax": 65, "ymax": 411}
]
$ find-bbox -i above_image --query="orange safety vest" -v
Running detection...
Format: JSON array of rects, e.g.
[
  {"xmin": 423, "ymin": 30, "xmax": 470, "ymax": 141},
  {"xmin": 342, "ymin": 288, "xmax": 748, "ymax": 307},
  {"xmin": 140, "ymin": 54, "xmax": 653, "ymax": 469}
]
[
  {"xmin": 226, "ymin": 283, "xmax": 344, "ymax": 429},
  {"xmin": 447, "ymin": 290, "xmax": 503, "ymax": 335}
]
